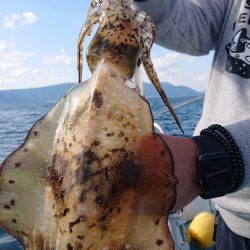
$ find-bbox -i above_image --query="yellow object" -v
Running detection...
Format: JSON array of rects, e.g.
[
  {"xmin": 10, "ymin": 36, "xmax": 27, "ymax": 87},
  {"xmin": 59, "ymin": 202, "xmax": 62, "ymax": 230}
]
[{"xmin": 187, "ymin": 212, "xmax": 215, "ymax": 249}]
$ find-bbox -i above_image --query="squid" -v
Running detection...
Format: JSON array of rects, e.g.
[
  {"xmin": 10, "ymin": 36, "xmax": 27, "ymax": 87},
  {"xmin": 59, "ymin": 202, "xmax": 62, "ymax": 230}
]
[{"xmin": 0, "ymin": 0, "xmax": 182, "ymax": 249}]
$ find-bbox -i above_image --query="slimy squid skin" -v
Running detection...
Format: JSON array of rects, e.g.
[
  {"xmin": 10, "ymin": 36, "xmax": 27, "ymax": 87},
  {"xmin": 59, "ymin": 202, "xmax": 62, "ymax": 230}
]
[{"xmin": 0, "ymin": 0, "xmax": 180, "ymax": 249}]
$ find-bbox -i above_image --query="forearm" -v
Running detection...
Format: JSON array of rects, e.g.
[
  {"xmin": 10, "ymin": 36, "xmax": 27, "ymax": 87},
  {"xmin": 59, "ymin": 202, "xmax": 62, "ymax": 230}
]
[
  {"xmin": 134, "ymin": 0, "xmax": 229, "ymax": 55},
  {"xmin": 159, "ymin": 134, "xmax": 202, "ymax": 211}
]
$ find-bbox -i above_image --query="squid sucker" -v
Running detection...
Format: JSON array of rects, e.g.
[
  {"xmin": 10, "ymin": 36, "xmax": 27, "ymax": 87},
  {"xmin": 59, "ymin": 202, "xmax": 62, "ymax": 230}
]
[{"xmin": 0, "ymin": 0, "xmax": 181, "ymax": 249}]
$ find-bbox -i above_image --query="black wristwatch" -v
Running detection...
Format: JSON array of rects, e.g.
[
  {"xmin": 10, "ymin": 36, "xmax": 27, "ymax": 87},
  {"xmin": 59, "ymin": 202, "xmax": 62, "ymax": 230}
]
[
  {"xmin": 193, "ymin": 135, "xmax": 233, "ymax": 199},
  {"xmin": 193, "ymin": 125, "xmax": 245, "ymax": 199}
]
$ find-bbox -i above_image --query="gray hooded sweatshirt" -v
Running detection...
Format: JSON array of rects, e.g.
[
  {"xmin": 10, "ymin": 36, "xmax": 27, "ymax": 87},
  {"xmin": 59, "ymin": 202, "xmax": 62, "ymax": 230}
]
[{"xmin": 135, "ymin": 0, "xmax": 250, "ymax": 238}]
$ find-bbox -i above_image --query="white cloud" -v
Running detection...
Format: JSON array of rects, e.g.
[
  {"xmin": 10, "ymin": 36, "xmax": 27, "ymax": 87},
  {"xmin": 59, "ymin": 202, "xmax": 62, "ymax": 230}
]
[
  {"xmin": 43, "ymin": 49, "xmax": 73, "ymax": 65},
  {"xmin": 0, "ymin": 40, "xmax": 8, "ymax": 52},
  {"xmin": 153, "ymin": 52, "xmax": 195, "ymax": 70},
  {"xmin": 140, "ymin": 51, "xmax": 208, "ymax": 91},
  {"xmin": 0, "ymin": 41, "xmax": 75, "ymax": 90},
  {"xmin": 3, "ymin": 12, "xmax": 38, "ymax": 29},
  {"xmin": 4, "ymin": 51, "xmax": 34, "ymax": 62},
  {"xmin": 194, "ymin": 73, "xmax": 209, "ymax": 82},
  {"xmin": 142, "ymin": 52, "xmax": 197, "ymax": 83},
  {"xmin": 0, "ymin": 40, "xmax": 34, "ymax": 62},
  {"xmin": 0, "ymin": 40, "xmax": 41, "ymax": 89}
]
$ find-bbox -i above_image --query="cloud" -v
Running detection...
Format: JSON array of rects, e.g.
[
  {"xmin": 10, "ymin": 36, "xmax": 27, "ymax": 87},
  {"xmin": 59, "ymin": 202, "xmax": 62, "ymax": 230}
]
[
  {"xmin": 0, "ymin": 40, "xmax": 8, "ymax": 52},
  {"xmin": 193, "ymin": 73, "xmax": 209, "ymax": 82},
  {"xmin": 152, "ymin": 52, "xmax": 195, "ymax": 70},
  {"xmin": 3, "ymin": 12, "xmax": 38, "ymax": 29},
  {"xmin": 0, "ymin": 40, "xmax": 75, "ymax": 90},
  {"xmin": 142, "ymin": 52, "xmax": 197, "ymax": 83},
  {"xmin": 43, "ymin": 49, "xmax": 73, "ymax": 65},
  {"xmin": 4, "ymin": 50, "xmax": 34, "ymax": 62},
  {"xmin": 140, "ymin": 51, "xmax": 209, "ymax": 91},
  {"xmin": 0, "ymin": 61, "xmax": 41, "ymax": 87},
  {"xmin": 0, "ymin": 40, "xmax": 41, "ymax": 88},
  {"xmin": 0, "ymin": 40, "xmax": 34, "ymax": 62}
]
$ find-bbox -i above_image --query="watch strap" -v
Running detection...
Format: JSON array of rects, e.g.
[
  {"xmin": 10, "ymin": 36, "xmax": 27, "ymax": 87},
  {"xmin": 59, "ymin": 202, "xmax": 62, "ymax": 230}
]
[
  {"xmin": 193, "ymin": 135, "xmax": 226, "ymax": 155},
  {"xmin": 193, "ymin": 135, "xmax": 234, "ymax": 199}
]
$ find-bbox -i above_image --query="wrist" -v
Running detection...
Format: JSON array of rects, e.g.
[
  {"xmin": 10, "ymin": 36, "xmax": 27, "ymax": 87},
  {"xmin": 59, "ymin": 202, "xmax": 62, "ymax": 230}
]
[{"xmin": 161, "ymin": 135, "xmax": 202, "ymax": 211}]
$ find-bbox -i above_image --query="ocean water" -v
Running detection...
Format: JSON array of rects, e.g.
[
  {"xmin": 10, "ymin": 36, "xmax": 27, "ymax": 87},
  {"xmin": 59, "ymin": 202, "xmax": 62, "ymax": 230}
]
[{"xmin": 0, "ymin": 96, "xmax": 203, "ymax": 249}]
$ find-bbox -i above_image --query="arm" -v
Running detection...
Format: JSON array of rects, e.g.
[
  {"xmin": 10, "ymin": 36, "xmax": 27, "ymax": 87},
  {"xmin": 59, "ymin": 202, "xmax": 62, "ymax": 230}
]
[
  {"xmin": 160, "ymin": 135, "xmax": 202, "ymax": 211},
  {"xmin": 134, "ymin": 0, "xmax": 230, "ymax": 55},
  {"xmin": 159, "ymin": 120, "xmax": 249, "ymax": 211}
]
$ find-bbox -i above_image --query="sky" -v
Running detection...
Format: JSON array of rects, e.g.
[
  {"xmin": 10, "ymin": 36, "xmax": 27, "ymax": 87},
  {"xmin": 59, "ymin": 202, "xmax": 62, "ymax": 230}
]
[{"xmin": 0, "ymin": 0, "xmax": 214, "ymax": 91}]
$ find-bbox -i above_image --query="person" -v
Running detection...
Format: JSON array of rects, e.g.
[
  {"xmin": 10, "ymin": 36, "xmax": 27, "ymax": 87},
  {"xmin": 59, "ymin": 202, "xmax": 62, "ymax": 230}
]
[{"xmin": 134, "ymin": 0, "xmax": 250, "ymax": 249}]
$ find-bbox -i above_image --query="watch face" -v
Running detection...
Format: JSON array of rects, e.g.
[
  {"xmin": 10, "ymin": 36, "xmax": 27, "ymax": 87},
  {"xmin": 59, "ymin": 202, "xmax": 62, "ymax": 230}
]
[{"xmin": 198, "ymin": 152, "xmax": 234, "ymax": 194}]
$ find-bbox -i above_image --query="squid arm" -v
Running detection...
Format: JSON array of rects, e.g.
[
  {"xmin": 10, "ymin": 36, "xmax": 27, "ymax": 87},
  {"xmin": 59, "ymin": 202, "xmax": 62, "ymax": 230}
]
[{"xmin": 77, "ymin": 10, "xmax": 101, "ymax": 83}]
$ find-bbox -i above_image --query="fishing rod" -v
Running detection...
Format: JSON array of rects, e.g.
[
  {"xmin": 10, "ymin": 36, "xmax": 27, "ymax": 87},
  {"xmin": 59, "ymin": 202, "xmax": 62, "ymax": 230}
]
[{"xmin": 154, "ymin": 95, "xmax": 205, "ymax": 119}]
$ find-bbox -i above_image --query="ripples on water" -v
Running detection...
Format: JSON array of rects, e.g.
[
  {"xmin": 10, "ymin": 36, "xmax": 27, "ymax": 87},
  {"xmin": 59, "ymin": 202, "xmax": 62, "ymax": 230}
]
[{"xmin": 0, "ymin": 97, "xmax": 203, "ymax": 249}]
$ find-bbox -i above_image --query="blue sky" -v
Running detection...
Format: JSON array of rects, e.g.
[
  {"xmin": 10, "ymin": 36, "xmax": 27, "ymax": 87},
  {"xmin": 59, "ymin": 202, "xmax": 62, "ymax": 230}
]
[{"xmin": 0, "ymin": 0, "xmax": 213, "ymax": 91}]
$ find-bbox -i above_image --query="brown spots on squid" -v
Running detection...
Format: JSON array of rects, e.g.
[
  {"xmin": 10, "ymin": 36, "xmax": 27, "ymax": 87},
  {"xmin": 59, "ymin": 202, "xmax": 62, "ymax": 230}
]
[
  {"xmin": 79, "ymin": 190, "xmax": 86, "ymax": 203},
  {"xmin": 156, "ymin": 239, "xmax": 164, "ymax": 246},
  {"xmin": 91, "ymin": 140, "xmax": 101, "ymax": 147},
  {"xmin": 48, "ymin": 163, "xmax": 65, "ymax": 201},
  {"xmin": 14, "ymin": 162, "xmax": 21, "ymax": 168},
  {"xmin": 10, "ymin": 199, "xmax": 15, "ymax": 206},
  {"xmin": 77, "ymin": 235, "xmax": 85, "ymax": 241},
  {"xmin": 4, "ymin": 199, "xmax": 15, "ymax": 209},
  {"xmin": 63, "ymin": 142, "xmax": 68, "ymax": 153},
  {"xmin": 33, "ymin": 131, "xmax": 38, "ymax": 136},
  {"xmin": 70, "ymin": 96, "xmax": 90, "ymax": 129},
  {"xmin": 69, "ymin": 215, "xmax": 87, "ymax": 233},
  {"xmin": 106, "ymin": 132, "xmax": 115, "ymax": 137},
  {"xmin": 92, "ymin": 90, "xmax": 103, "ymax": 108},
  {"xmin": 67, "ymin": 243, "xmax": 73, "ymax": 250},
  {"xmin": 95, "ymin": 195, "xmax": 105, "ymax": 206},
  {"xmin": 155, "ymin": 218, "xmax": 160, "ymax": 225},
  {"xmin": 23, "ymin": 148, "xmax": 28, "ymax": 153},
  {"xmin": 98, "ymin": 207, "xmax": 114, "ymax": 223},
  {"xmin": 118, "ymin": 131, "xmax": 124, "ymax": 137},
  {"xmin": 62, "ymin": 208, "xmax": 70, "ymax": 217},
  {"xmin": 12, "ymin": 218, "xmax": 17, "ymax": 223},
  {"xmin": 100, "ymin": 223, "xmax": 108, "ymax": 232},
  {"xmin": 4, "ymin": 204, "xmax": 10, "ymax": 210},
  {"xmin": 8, "ymin": 180, "xmax": 15, "ymax": 184}
]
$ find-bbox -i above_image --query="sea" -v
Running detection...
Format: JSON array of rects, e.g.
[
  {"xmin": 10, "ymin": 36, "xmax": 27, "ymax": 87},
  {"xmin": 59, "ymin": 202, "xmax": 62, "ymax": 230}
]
[{"xmin": 0, "ymin": 96, "xmax": 204, "ymax": 250}]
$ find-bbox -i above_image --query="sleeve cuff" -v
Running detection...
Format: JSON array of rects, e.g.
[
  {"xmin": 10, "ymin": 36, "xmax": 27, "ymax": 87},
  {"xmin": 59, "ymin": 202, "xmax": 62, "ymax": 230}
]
[{"xmin": 225, "ymin": 120, "xmax": 250, "ymax": 188}]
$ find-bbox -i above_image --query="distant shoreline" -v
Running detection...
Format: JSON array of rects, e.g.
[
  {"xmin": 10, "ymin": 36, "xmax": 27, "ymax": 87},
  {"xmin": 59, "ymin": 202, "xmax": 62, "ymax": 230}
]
[{"xmin": 0, "ymin": 82, "xmax": 203, "ymax": 103}]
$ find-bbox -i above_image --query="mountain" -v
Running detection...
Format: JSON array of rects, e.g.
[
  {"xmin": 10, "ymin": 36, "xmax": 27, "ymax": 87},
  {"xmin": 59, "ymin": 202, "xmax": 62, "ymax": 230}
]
[
  {"xmin": 0, "ymin": 83, "xmax": 75, "ymax": 103},
  {"xmin": 0, "ymin": 82, "xmax": 202, "ymax": 103},
  {"xmin": 143, "ymin": 82, "xmax": 202, "ymax": 98}
]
